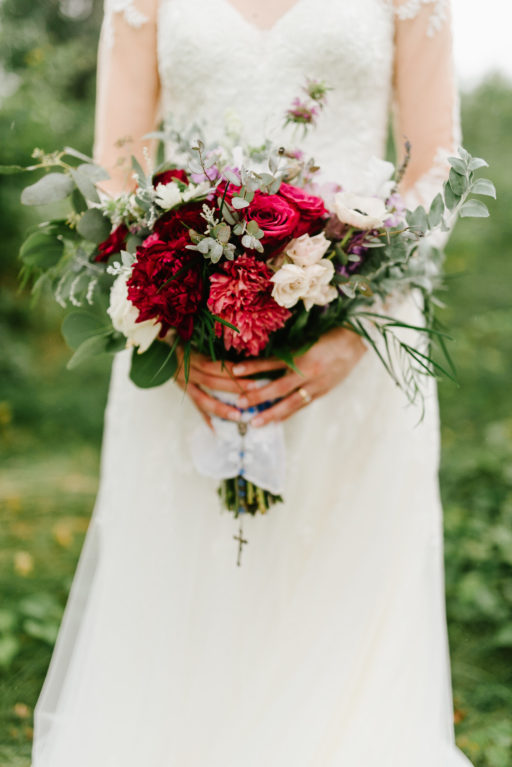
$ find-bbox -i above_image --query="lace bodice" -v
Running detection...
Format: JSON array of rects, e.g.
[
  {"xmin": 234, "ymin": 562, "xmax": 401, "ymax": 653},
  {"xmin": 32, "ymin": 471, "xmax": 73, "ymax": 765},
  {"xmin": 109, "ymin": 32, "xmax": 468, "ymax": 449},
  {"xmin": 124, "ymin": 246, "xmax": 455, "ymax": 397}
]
[{"xmin": 96, "ymin": 0, "xmax": 459, "ymax": 206}]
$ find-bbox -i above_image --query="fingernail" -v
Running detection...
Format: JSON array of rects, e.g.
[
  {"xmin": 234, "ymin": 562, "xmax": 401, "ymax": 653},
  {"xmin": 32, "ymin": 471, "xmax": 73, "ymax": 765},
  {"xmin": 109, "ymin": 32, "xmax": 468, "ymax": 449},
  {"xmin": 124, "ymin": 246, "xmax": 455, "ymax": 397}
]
[
  {"xmin": 237, "ymin": 396, "xmax": 249, "ymax": 408},
  {"xmin": 233, "ymin": 364, "xmax": 246, "ymax": 376},
  {"xmin": 252, "ymin": 415, "xmax": 264, "ymax": 427},
  {"xmin": 230, "ymin": 410, "xmax": 242, "ymax": 421}
]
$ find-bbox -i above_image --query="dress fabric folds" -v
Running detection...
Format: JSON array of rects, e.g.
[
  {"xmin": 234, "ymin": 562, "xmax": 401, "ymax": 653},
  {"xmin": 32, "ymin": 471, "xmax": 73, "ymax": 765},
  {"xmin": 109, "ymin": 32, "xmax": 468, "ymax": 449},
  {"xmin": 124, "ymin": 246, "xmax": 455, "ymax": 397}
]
[{"xmin": 32, "ymin": 0, "xmax": 473, "ymax": 764}]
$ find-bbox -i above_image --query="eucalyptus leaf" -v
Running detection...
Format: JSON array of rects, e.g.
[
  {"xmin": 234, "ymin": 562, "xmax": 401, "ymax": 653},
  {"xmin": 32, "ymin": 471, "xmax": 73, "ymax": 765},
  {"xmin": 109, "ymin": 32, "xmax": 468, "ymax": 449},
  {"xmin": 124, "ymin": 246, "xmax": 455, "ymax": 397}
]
[
  {"xmin": 63, "ymin": 146, "xmax": 95, "ymax": 163},
  {"xmin": 459, "ymin": 199, "xmax": 490, "ymax": 218},
  {"xmin": 21, "ymin": 173, "xmax": 74, "ymax": 206},
  {"xmin": 77, "ymin": 208, "xmax": 111, "ymax": 243},
  {"xmin": 66, "ymin": 332, "xmax": 114, "ymax": 369},
  {"xmin": 448, "ymin": 156, "xmax": 467, "ymax": 175},
  {"xmin": 71, "ymin": 188, "xmax": 88, "ymax": 214},
  {"xmin": 69, "ymin": 167, "xmax": 100, "ymax": 203},
  {"xmin": 428, "ymin": 193, "xmax": 445, "ymax": 228},
  {"xmin": 232, "ymin": 196, "xmax": 249, "ymax": 209},
  {"xmin": 443, "ymin": 180, "xmax": 459, "ymax": 211},
  {"xmin": 448, "ymin": 168, "xmax": 468, "ymax": 196},
  {"xmin": 470, "ymin": 177, "xmax": 496, "ymax": 198},
  {"xmin": 19, "ymin": 233, "xmax": 64, "ymax": 269},
  {"xmin": 62, "ymin": 311, "xmax": 110, "ymax": 350},
  {"xmin": 468, "ymin": 156, "xmax": 489, "ymax": 171},
  {"xmin": 129, "ymin": 340, "xmax": 178, "ymax": 388}
]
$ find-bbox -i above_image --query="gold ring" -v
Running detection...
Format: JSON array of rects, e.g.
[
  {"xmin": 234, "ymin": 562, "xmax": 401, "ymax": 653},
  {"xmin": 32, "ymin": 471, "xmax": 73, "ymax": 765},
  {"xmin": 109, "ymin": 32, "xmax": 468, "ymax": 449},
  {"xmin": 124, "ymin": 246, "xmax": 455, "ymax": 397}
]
[{"xmin": 298, "ymin": 387, "xmax": 312, "ymax": 405}]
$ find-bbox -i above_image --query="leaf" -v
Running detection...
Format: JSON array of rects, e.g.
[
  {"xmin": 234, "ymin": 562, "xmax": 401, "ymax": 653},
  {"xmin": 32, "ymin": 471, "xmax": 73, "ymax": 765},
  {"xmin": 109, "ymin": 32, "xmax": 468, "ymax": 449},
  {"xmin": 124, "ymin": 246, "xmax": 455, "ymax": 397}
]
[
  {"xmin": 459, "ymin": 199, "xmax": 490, "ymax": 218},
  {"xmin": 62, "ymin": 311, "xmax": 109, "ymax": 350},
  {"xmin": 232, "ymin": 196, "xmax": 250, "ymax": 209},
  {"xmin": 66, "ymin": 333, "xmax": 115, "ymax": 369},
  {"xmin": 406, "ymin": 205, "xmax": 428, "ymax": 232},
  {"xmin": 77, "ymin": 208, "xmax": 111, "ymax": 243},
  {"xmin": 448, "ymin": 167, "xmax": 468, "ymax": 196},
  {"xmin": 470, "ymin": 177, "xmax": 496, "ymax": 198},
  {"xmin": 21, "ymin": 172, "xmax": 74, "ymax": 206},
  {"xmin": 443, "ymin": 180, "xmax": 459, "ymax": 211},
  {"xmin": 274, "ymin": 347, "xmax": 304, "ymax": 376},
  {"xmin": 69, "ymin": 166, "xmax": 100, "ymax": 203},
  {"xmin": 428, "ymin": 193, "xmax": 445, "ymax": 228},
  {"xmin": 63, "ymin": 146, "xmax": 95, "ymax": 163},
  {"xmin": 129, "ymin": 340, "xmax": 178, "ymax": 388},
  {"xmin": 468, "ymin": 156, "xmax": 489, "ymax": 171},
  {"xmin": 71, "ymin": 188, "xmax": 88, "ymax": 214},
  {"xmin": 210, "ymin": 314, "xmax": 240, "ymax": 333},
  {"xmin": 448, "ymin": 156, "xmax": 467, "ymax": 175},
  {"xmin": 19, "ymin": 233, "xmax": 64, "ymax": 269}
]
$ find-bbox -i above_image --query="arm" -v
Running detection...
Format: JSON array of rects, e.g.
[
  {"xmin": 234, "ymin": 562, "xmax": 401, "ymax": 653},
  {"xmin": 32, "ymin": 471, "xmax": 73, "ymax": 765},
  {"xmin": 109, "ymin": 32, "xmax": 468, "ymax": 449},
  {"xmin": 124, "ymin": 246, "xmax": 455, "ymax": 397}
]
[
  {"xmin": 393, "ymin": 0, "xmax": 461, "ymax": 209},
  {"xmin": 93, "ymin": 0, "xmax": 161, "ymax": 195}
]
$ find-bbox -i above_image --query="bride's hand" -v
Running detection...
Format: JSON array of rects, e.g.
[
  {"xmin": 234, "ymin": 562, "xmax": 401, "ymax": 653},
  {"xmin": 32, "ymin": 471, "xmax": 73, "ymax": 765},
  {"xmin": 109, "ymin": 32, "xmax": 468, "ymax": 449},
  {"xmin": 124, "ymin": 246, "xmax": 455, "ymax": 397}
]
[
  {"xmin": 232, "ymin": 328, "xmax": 367, "ymax": 427},
  {"xmin": 174, "ymin": 348, "xmax": 252, "ymax": 426}
]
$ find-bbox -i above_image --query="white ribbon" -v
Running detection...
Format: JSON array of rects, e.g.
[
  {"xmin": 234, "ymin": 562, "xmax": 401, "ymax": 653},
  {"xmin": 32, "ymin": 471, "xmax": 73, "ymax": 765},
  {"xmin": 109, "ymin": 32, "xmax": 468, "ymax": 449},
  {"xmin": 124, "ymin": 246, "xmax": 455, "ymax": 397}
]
[{"xmin": 188, "ymin": 380, "xmax": 286, "ymax": 495}]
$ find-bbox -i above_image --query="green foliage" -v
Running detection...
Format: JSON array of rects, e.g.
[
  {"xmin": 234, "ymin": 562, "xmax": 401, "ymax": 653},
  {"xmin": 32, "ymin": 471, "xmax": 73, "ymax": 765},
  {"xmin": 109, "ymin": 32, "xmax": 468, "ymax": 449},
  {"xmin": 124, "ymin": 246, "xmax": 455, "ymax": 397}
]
[{"xmin": 129, "ymin": 340, "xmax": 178, "ymax": 388}]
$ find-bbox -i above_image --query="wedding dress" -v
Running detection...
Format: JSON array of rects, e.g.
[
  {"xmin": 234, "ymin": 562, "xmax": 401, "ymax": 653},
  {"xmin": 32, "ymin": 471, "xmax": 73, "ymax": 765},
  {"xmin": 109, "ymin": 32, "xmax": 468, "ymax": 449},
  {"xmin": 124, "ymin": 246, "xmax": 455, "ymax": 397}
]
[{"xmin": 31, "ymin": 1, "xmax": 473, "ymax": 765}]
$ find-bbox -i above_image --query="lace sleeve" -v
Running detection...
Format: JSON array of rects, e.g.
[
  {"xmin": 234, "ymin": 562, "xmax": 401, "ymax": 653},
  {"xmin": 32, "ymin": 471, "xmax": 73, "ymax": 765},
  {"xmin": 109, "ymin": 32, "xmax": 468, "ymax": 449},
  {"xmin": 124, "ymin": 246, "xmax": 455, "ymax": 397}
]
[
  {"xmin": 93, "ymin": 0, "xmax": 160, "ymax": 195},
  {"xmin": 393, "ymin": 0, "xmax": 461, "ymax": 211}
]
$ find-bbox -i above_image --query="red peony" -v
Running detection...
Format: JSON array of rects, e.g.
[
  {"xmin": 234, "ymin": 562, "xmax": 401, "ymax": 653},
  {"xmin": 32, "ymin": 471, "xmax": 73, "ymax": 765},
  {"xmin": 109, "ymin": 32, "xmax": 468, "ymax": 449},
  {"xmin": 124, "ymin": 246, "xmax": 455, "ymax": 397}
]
[
  {"xmin": 95, "ymin": 224, "xmax": 128, "ymax": 263},
  {"xmin": 244, "ymin": 192, "xmax": 300, "ymax": 256},
  {"xmin": 153, "ymin": 168, "xmax": 189, "ymax": 187},
  {"xmin": 154, "ymin": 202, "xmax": 206, "ymax": 250},
  {"xmin": 127, "ymin": 240, "xmax": 203, "ymax": 341},
  {"xmin": 278, "ymin": 183, "xmax": 328, "ymax": 237},
  {"xmin": 207, "ymin": 254, "xmax": 290, "ymax": 356}
]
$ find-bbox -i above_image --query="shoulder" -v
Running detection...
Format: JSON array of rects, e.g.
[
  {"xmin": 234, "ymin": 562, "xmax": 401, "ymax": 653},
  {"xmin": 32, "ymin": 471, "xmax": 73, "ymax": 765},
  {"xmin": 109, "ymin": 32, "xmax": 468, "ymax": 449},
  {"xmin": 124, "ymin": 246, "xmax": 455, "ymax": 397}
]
[
  {"xmin": 102, "ymin": 0, "xmax": 159, "ymax": 48},
  {"xmin": 392, "ymin": 0, "xmax": 449, "ymax": 37}
]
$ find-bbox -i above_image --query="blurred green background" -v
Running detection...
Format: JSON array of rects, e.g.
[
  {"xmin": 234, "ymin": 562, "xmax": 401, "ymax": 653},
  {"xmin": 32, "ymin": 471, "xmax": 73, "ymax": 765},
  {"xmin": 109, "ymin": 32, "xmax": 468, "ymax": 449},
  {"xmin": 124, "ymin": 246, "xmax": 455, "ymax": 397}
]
[{"xmin": 0, "ymin": 1, "xmax": 511, "ymax": 765}]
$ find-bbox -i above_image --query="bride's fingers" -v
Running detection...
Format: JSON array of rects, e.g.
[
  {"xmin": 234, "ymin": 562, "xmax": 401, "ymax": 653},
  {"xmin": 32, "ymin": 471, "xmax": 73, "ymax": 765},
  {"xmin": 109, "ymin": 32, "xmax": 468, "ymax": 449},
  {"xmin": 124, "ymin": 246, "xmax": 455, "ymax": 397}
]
[
  {"xmin": 231, "ymin": 358, "xmax": 289, "ymax": 377},
  {"xmin": 176, "ymin": 380, "xmax": 214, "ymax": 430},
  {"xmin": 250, "ymin": 386, "xmax": 316, "ymax": 427},
  {"xmin": 187, "ymin": 370, "xmax": 251, "ymax": 394},
  {"xmin": 237, "ymin": 372, "xmax": 303, "ymax": 408},
  {"xmin": 186, "ymin": 383, "xmax": 241, "ymax": 422}
]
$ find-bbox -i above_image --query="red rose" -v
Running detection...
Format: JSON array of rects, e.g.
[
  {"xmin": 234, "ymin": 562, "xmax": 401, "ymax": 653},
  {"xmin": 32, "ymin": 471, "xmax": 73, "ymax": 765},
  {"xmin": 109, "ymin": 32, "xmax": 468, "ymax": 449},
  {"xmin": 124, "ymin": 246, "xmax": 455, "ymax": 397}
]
[
  {"xmin": 153, "ymin": 168, "xmax": 189, "ymax": 187},
  {"xmin": 207, "ymin": 254, "xmax": 290, "ymax": 357},
  {"xmin": 154, "ymin": 202, "xmax": 206, "ymax": 250},
  {"xmin": 95, "ymin": 224, "xmax": 128, "ymax": 263},
  {"xmin": 244, "ymin": 192, "xmax": 300, "ymax": 256},
  {"xmin": 127, "ymin": 240, "xmax": 203, "ymax": 341},
  {"xmin": 278, "ymin": 183, "xmax": 328, "ymax": 237}
]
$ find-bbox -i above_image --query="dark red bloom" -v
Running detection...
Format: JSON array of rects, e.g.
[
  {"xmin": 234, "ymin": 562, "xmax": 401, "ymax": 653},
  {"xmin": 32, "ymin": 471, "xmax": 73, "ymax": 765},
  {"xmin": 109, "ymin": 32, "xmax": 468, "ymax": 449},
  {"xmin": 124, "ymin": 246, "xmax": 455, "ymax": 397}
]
[
  {"xmin": 127, "ymin": 240, "xmax": 203, "ymax": 341},
  {"xmin": 153, "ymin": 168, "xmax": 189, "ymax": 187},
  {"xmin": 95, "ymin": 224, "xmax": 128, "ymax": 263},
  {"xmin": 154, "ymin": 202, "xmax": 206, "ymax": 250},
  {"xmin": 278, "ymin": 183, "xmax": 328, "ymax": 237},
  {"xmin": 244, "ymin": 192, "xmax": 300, "ymax": 256},
  {"xmin": 207, "ymin": 254, "xmax": 290, "ymax": 356}
]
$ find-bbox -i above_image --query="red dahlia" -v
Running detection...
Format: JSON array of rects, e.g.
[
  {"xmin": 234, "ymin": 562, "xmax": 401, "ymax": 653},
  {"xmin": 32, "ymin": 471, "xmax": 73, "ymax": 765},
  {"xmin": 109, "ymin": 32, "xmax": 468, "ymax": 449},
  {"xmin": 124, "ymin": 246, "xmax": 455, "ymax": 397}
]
[{"xmin": 207, "ymin": 253, "xmax": 290, "ymax": 357}]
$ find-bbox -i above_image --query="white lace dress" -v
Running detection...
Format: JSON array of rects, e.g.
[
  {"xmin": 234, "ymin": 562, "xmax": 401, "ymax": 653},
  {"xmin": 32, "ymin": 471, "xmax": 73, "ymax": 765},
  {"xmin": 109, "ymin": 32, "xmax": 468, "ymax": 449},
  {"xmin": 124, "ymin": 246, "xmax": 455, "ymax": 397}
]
[{"xmin": 32, "ymin": 1, "xmax": 473, "ymax": 765}]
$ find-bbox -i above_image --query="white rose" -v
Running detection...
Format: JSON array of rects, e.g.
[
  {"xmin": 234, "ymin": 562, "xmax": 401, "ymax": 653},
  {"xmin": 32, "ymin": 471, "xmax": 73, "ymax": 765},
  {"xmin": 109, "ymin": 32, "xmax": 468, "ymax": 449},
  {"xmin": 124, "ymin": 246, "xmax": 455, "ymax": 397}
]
[
  {"xmin": 271, "ymin": 264, "xmax": 310, "ymax": 309},
  {"xmin": 333, "ymin": 191, "xmax": 387, "ymax": 230},
  {"xmin": 302, "ymin": 260, "xmax": 337, "ymax": 310},
  {"xmin": 107, "ymin": 271, "xmax": 161, "ymax": 353},
  {"xmin": 285, "ymin": 232, "xmax": 330, "ymax": 267},
  {"xmin": 154, "ymin": 181, "xmax": 183, "ymax": 210}
]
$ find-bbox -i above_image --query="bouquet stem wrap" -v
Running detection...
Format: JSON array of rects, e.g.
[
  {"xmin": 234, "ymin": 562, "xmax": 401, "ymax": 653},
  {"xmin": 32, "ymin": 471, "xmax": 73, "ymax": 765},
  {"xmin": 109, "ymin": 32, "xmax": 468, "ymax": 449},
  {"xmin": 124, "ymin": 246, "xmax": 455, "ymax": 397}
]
[{"xmin": 188, "ymin": 379, "xmax": 285, "ymax": 515}]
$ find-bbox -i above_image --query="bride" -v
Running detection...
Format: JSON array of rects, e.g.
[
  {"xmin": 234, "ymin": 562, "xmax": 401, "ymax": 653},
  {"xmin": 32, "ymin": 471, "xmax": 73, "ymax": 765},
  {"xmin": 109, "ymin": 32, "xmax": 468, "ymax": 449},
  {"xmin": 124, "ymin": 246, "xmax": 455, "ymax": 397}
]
[{"xmin": 31, "ymin": 0, "xmax": 472, "ymax": 765}]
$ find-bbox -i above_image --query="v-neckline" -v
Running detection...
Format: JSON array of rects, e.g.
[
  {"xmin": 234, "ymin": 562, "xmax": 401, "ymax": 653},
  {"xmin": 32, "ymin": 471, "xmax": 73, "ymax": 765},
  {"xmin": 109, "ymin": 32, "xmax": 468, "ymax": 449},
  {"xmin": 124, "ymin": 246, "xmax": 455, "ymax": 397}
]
[{"xmin": 219, "ymin": 0, "xmax": 305, "ymax": 33}]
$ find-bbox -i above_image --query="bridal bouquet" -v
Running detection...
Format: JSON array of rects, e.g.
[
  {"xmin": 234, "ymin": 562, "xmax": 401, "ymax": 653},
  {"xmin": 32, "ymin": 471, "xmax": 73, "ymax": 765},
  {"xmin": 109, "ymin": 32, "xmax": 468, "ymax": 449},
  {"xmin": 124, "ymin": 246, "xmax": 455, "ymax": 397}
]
[{"xmin": 7, "ymin": 81, "xmax": 494, "ymax": 521}]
